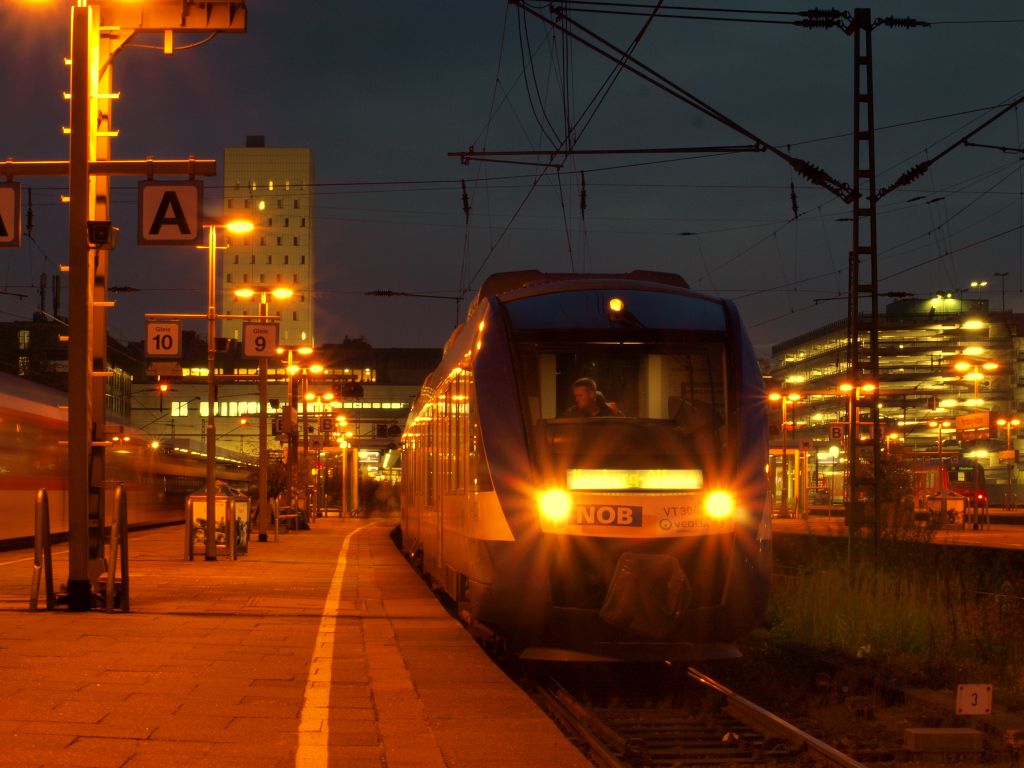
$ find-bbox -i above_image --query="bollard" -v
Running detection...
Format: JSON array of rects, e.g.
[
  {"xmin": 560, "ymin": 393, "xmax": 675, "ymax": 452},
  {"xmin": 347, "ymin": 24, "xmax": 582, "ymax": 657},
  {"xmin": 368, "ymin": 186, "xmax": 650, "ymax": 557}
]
[
  {"xmin": 105, "ymin": 484, "xmax": 130, "ymax": 612},
  {"xmin": 29, "ymin": 489, "xmax": 55, "ymax": 611}
]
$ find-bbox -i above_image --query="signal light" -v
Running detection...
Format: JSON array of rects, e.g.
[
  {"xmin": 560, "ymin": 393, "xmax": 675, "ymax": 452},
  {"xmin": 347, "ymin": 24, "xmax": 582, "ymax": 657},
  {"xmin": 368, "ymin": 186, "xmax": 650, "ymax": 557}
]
[{"xmin": 239, "ymin": 417, "xmax": 248, "ymax": 426}]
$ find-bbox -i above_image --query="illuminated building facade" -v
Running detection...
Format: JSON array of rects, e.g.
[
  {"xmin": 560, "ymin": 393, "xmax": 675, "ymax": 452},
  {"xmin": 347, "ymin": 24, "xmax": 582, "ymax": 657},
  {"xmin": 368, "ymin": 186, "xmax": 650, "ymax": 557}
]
[
  {"xmin": 767, "ymin": 296, "xmax": 1024, "ymax": 507},
  {"xmin": 220, "ymin": 137, "xmax": 314, "ymax": 345}
]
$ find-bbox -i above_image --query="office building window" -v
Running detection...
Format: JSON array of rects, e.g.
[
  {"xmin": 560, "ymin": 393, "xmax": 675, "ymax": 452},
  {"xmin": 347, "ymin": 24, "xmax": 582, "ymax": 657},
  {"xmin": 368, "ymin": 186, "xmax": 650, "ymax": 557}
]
[
  {"xmin": 267, "ymin": 255, "xmax": 273, "ymax": 264},
  {"xmin": 300, "ymin": 255, "xmax": 306, "ymax": 265},
  {"xmin": 276, "ymin": 237, "xmax": 282, "ymax": 246},
  {"xmin": 18, "ymin": 330, "xmax": 30, "ymax": 350},
  {"xmin": 293, "ymin": 237, "xmax": 298, "ymax": 246},
  {"xmin": 283, "ymin": 255, "xmax": 289, "ymax": 265},
  {"xmin": 250, "ymin": 254, "xmax": 256, "ymax": 264},
  {"xmin": 301, "ymin": 218, "xmax": 306, "ymax": 227},
  {"xmin": 233, "ymin": 254, "xmax": 239, "ymax": 264},
  {"xmin": 227, "ymin": 199, "xmax": 233, "ymax": 209},
  {"xmin": 227, "ymin": 274, "xmax": 233, "ymax": 283}
]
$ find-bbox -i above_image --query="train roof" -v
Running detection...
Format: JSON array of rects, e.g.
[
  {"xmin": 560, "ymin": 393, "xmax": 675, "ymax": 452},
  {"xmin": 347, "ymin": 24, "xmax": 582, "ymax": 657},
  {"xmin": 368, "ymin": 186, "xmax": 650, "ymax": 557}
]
[
  {"xmin": 469, "ymin": 270, "xmax": 690, "ymax": 314},
  {"xmin": 0, "ymin": 371, "xmax": 68, "ymax": 423}
]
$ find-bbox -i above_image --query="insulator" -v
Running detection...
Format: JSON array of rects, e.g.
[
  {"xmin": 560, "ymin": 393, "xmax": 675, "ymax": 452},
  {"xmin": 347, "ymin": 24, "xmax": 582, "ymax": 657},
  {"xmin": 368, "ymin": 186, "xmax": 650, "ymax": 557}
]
[
  {"xmin": 877, "ymin": 16, "xmax": 930, "ymax": 29},
  {"xmin": 793, "ymin": 18, "xmax": 841, "ymax": 29},
  {"xmin": 797, "ymin": 7, "xmax": 845, "ymax": 21}
]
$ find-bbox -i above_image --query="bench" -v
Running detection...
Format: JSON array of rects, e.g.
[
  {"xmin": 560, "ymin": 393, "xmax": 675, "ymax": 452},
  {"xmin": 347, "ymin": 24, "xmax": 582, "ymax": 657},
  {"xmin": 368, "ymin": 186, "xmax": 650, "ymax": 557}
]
[{"xmin": 276, "ymin": 509, "xmax": 300, "ymax": 531}]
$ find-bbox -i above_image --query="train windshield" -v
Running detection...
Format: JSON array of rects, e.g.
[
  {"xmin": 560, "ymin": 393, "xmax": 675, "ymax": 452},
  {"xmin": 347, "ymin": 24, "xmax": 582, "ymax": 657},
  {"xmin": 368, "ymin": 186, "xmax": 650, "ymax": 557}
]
[{"xmin": 504, "ymin": 289, "xmax": 730, "ymax": 480}]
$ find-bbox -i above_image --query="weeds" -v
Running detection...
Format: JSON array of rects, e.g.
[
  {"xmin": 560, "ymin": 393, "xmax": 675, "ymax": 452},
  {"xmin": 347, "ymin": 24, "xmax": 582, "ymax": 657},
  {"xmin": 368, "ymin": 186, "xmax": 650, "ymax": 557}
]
[{"xmin": 769, "ymin": 534, "xmax": 1024, "ymax": 704}]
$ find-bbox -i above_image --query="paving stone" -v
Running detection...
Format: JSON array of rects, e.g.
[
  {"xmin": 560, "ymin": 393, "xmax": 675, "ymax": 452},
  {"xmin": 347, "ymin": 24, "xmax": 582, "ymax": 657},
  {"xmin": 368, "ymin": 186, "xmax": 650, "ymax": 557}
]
[{"xmin": 0, "ymin": 519, "xmax": 591, "ymax": 768}]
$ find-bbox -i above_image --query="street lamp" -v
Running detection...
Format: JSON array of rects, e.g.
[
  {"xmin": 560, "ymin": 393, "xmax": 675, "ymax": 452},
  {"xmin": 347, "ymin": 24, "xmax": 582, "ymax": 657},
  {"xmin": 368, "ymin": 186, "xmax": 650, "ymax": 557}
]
[
  {"xmin": 928, "ymin": 418, "xmax": 952, "ymax": 464},
  {"xmin": 200, "ymin": 218, "xmax": 253, "ymax": 561},
  {"xmin": 953, "ymin": 349, "xmax": 998, "ymax": 408},
  {"xmin": 234, "ymin": 284, "xmax": 293, "ymax": 542},
  {"xmin": 768, "ymin": 391, "xmax": 801, "ymax": 518},
  {"xmin": 996, "ymin": 416, "xmax": 1020, "ymax": 510}
]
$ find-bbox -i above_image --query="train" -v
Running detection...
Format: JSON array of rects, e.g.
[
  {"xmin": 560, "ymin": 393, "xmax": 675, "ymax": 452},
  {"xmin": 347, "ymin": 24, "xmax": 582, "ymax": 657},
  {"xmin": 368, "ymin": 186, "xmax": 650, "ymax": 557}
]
[
  {"xmin": 0, "ymin": 371, "xmax": 250, "ymax": 546},
  {"xmin": 399, "ymin": 271, "xmax": 771, "ymax": 662},
  {"xmin": 910, "ymin": 456, "xmax": 988, "ymax": 514}
]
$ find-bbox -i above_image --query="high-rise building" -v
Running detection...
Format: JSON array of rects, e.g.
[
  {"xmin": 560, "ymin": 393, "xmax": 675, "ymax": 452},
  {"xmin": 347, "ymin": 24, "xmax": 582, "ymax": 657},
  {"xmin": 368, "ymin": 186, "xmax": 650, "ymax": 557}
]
[{"xmin": 221, "ymin": 136, "xmax": 314, "ymax": 345}]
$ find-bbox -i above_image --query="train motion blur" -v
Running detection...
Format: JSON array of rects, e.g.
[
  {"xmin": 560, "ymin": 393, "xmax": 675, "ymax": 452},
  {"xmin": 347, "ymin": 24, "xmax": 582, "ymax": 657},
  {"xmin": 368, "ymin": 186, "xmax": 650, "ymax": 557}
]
[
  {"xmin": 0, "ymin": 372, "xmax": 249, "ymax": 546},
  {"xmin": 400, "ymin": 271, "xmax": 771, "ymax": 661}
]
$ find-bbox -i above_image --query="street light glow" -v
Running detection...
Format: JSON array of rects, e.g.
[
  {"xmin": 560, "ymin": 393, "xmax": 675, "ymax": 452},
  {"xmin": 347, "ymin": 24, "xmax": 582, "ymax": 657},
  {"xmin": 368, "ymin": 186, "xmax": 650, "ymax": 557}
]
[{"xmin": 224, "ymin": 219, "xmax": 254, "ymax": 234}]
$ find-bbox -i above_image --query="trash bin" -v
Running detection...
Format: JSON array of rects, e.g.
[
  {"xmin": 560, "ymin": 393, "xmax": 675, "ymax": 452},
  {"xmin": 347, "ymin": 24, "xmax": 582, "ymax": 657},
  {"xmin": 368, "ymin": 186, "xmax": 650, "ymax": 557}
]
[{"xmin": 186, "ymin": 482, "xmax": 250, "ymax": 560}]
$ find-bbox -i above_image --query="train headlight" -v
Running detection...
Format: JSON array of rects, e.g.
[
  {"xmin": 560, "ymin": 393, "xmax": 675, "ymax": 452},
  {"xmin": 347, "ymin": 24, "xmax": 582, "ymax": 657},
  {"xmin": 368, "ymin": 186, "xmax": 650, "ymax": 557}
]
[
  {"xmin": 537, "ymin": 489, "xmax": 572, "ymax": 526},
  {"xmin": 704, "ymin": 490, "xmax": 735, "ymax": 520}
]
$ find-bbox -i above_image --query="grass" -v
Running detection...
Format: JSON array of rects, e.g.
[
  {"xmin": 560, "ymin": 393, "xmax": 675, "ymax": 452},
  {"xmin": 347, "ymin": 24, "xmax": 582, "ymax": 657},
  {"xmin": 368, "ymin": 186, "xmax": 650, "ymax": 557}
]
[{"xmin": 768, "ymin": 534, "xmax": 1024, "ymax": 707}]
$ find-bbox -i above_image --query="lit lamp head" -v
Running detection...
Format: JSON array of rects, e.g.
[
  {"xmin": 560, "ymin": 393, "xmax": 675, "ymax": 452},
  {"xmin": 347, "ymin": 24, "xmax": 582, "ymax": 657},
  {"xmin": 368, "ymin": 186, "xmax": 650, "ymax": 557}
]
[{"xmin": 223, "ymin": 219, "xmax": 254, "ymax": 235}]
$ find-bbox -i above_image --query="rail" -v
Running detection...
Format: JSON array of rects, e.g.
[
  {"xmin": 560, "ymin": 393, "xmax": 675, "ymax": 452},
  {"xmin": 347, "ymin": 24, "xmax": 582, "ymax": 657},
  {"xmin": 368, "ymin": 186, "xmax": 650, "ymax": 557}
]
[
  {"xmin": 29, "ymin": 488, "xmax": 56, "ymax": 611},
  {"xmin": 688, "ymin": 667, "xmax": 868, "ymax": 768}
]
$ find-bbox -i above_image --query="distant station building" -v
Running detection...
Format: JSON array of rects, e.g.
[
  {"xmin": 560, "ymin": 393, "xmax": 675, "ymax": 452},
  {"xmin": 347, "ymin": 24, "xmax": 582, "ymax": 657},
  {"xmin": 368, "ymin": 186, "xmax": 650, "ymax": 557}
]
[
  {"xmin": 767, "ymin": 295, "xmax": 1024, "ymax": 511},
  {"xmin": 131, "ymin": 338, "xmax": 441, "ymax": 498},
  {"xmin": 220, "ymin": 136, "xmax": 315, "ymax": 345}
]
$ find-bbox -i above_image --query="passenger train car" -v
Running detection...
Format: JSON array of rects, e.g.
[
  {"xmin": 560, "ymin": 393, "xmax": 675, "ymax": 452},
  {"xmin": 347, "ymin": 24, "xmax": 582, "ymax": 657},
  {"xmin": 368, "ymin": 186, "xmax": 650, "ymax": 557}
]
[
  {"xmin": 400, "ymin": 271, "xmax": 771, "ymax": 661},
  {"xmin": 0, "ymin": 372, "xmax": 249, "ymax": 546}
]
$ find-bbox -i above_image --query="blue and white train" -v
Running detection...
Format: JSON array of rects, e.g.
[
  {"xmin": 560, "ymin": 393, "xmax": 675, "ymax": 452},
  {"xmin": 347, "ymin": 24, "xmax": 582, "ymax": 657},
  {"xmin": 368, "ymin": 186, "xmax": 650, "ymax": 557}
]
[{"xmin": 400, "ymin": 271, "xmax": 771, "ymax": 661}]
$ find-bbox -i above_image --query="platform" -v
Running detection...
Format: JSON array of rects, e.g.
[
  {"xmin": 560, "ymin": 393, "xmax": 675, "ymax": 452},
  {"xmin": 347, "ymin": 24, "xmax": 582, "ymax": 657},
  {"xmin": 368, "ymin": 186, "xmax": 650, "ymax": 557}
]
[
  {"xmin": 0, "ymin": 518, "xmax": 592, "ymax": 768},
  {"xmin": 772, "ymin": 514, "xmax": 1024, "ymax": 549}
]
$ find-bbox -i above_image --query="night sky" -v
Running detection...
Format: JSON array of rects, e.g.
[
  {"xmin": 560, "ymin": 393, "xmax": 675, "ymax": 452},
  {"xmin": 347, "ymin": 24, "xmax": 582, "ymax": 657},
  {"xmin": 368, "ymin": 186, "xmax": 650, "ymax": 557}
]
[{"xmin": 1, "ymin": 1, "xmax": 1022, "ymax": 356}]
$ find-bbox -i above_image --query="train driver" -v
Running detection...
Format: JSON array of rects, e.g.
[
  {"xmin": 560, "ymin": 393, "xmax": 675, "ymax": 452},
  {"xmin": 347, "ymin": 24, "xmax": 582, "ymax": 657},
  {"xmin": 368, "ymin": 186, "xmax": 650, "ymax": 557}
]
[{"xmin": 564, "ymin": 377, "xmax": 617, "ymax": 417}]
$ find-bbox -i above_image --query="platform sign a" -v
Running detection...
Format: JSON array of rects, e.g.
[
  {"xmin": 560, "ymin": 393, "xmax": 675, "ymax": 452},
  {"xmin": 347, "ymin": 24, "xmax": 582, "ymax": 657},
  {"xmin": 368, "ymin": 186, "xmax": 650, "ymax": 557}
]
[
  {"xmin": 138, "ymin": 180, "xmax": 203, "ymax": 245},
  {"xmin": 146, "ymin": 320, "xmax": 181, "ymax": 358},
  {"xmin": 243, "ymin": 322, "xmax": 279, "ymax": 358},
  {"xmin": 0, "ymin": 183, "xmax": 21, "ymax": 247}
]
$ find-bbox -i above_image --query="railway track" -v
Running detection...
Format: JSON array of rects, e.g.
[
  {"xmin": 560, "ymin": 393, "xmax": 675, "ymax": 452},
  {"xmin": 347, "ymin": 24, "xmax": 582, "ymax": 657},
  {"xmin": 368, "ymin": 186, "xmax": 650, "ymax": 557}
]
[{"xmin": 531, "ymin": 665, "xmax": 867, "ymax": 768}]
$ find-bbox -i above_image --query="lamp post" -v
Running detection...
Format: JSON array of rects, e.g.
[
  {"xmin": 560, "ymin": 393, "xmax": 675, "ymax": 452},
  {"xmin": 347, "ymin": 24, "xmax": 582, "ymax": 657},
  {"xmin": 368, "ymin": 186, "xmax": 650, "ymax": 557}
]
[
  {"xmin": 953, "ymin": 350, "xmax": 998, "ymax": 408},
  {"xmin": 278, "ymin": 345, "xmax": 314, "ymax": 512},
  {"xmin": 768, "ymin": 391, "xmax": 801, "ymax": 518},
  {"xmin": 234, "ymin": 285, "xmax": 293, "ymax": 542},
  {"xmin": 201, "ymin": 219, "xmax": 253, "ymax": 560},
  {"xmin": 994, "ymin": 272, "xmax": 1009, "ymax": 312},
  {"xmin": 929, "ymin": 418, "xmax": 952, "ymax": 464},
  {"xmin": 302, "ymin": 387, "xmax": 334, "ymax": 518},
  {"xmin": 997, "ymin": 416, "xmax": 1020, "ymax": 510}
]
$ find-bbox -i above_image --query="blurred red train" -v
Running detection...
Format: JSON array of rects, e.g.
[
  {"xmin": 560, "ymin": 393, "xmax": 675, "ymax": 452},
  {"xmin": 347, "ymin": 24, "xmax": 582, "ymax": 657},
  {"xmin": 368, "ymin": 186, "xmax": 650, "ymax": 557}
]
[{"xmin": 0, "ymin": 372, "xmax": 249, "ymax": 546}]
